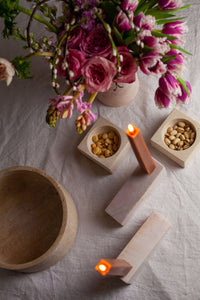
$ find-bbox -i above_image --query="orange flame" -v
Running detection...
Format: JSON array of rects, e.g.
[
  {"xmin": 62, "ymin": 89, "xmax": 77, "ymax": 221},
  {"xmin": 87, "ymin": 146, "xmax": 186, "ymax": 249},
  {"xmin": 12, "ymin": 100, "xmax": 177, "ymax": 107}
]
[
  {"xmin": 95, "ymin": 259, "xmax": 111, "ymax": 276},
  {"xmin": 128, "ymin": 124, "xmax": 135, "ymax": 134}
]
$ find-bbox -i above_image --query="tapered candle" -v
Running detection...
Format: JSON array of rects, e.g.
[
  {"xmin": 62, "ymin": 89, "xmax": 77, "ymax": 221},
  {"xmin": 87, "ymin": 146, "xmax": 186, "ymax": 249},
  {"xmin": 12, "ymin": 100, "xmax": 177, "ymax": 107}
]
[
  {"xmin": 126, "ymin": 123, "xmax": 156, "ymax": 175},
  {"xmin": 95, "ymin": 258, "xmax": 132, "ymax": 276}
]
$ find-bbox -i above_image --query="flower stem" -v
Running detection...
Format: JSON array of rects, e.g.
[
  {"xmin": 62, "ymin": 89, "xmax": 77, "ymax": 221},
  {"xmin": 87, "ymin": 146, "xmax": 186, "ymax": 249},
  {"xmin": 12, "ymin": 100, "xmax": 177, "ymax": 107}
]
[
  {"xmin": 21, "ymin": 51, "xmax": 54, "ymax": 61},
  {"xmin": 18, "ymin": 5, "xmax": 58, "ymax": 33},
  {"xmin": 64, "ymin": 86, "xmax": 73, "ymax": 96},
  {"xmin": 95, "ymin": 11, "xmax": 120, "ymax": 75},
  {"xmin": 70, "ymin": 84, "xmax": 86, "ymax": 103},
  {"xmin": 88, "ymin": 92, "xmax": 98, "ymax": 104}
]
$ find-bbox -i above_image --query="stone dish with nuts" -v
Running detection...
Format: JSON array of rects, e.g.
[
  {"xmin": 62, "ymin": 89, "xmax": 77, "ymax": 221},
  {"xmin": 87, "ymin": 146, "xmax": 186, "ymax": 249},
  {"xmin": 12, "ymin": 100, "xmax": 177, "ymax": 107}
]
[
  {"xmin": 164, "ymin": 121, "xmax": 196, "ymax": 151},
  {"xmin": 91, "ymin": 130, "xmax": 119, "ymax": 158}
]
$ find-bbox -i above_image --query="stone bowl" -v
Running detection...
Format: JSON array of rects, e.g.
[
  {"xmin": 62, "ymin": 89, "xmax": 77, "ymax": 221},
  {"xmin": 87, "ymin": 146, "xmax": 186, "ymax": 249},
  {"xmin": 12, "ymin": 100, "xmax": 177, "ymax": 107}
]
[{"xmin": 0, "ymin": 166, "xmax": 78, "ymax": 272}]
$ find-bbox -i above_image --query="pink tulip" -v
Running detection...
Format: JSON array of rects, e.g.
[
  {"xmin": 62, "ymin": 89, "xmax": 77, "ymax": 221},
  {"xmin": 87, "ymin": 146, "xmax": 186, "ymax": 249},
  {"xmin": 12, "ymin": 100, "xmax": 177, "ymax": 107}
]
[
  {"xmin": 134, "ymin": 13, "xmax": 156, "ymax": 32},
  {"xmin": 177, "ymin": 81, "xmax": 192, "ymax": 103},
  {"xmin": 159, "ymin": 73, "xmax": 181, "ymax": 98},
  {"xmin": 140, "ymin": 52, "xmax": 167, "ymax": 76},
  {"xmin": 155, "ymin": 87, "xmax": 171, "ymax": 108},
  {"xmin": 158, "ymin": 0, "xmax": 182, "ymax": 10},
  {"xmin": 121, "ymin": 0, "xmax": 138, "ymax": 12},
  {"xmin": 115, "ymin": 11, "xmax": 131, "ymax": 32},
  {"xmin": 165, "ymin": 50, "xmax": 184, "ymax": 77},
  {"xmin": 162, "ymin": 21, "xmax": 188, "ymax": 46}
]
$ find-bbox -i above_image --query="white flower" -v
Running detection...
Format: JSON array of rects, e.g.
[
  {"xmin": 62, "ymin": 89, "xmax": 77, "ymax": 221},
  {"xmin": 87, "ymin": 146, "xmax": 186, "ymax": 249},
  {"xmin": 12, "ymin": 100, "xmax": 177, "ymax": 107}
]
[{"xmin": 0, "ymin": 58, "xmax": 15, "ymax": 86}]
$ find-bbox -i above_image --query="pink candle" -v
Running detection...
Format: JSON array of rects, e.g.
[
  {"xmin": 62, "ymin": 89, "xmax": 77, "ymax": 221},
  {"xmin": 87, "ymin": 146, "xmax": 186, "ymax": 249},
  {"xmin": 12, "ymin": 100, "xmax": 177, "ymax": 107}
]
[
  {"xmin": 126, "ymin": 123, "xmax": 156, "ymax": 175},
  {"xmin": 95, "ymin": 258, "xmax": 132, "ymax": 276}
]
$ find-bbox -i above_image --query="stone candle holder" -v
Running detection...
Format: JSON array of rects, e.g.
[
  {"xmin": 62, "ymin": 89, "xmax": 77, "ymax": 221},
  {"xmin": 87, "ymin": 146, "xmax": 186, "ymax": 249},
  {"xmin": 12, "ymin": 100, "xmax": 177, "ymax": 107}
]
[
  {"xmin": 78, "ymin": 116, "xmax": 130, "ymax": 174},
  {"xmin": 151, "ymin": 109, "xmax": 200, "ymax": 168},
  {"xmin": 95, "ymin": 212, "xmax": 171, "ymax": 284}
]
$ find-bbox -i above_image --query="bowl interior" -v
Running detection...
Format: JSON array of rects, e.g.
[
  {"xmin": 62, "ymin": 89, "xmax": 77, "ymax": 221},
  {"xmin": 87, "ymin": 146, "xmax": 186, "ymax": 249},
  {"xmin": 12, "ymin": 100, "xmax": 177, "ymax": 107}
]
[{"xmin": 0, "ymin": 169, "xmax": 63, "ymax": 265}]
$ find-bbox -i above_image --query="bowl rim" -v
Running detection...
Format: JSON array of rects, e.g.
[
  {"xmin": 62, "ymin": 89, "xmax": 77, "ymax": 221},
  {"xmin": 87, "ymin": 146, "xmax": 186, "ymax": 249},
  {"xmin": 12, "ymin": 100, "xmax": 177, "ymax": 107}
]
[{"xmin": 0, "ymin": 165, "xmax": 68, "ymax": 270}]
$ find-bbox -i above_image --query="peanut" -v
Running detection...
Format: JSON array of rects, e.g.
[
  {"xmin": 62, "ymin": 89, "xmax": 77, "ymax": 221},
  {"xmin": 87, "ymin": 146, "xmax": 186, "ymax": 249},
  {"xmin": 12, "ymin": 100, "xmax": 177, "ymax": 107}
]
[
  {"xmin": 164, "ymin": 121, "xmax": 196, "ymax": 151},
  {"xmin": 91, "ymin": 130, "xmax": 119, "ymax": 158}
]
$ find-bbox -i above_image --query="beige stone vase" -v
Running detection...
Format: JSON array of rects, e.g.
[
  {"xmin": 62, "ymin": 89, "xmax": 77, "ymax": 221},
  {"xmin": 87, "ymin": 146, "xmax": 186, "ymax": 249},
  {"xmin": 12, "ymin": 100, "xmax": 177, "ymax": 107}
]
[{"xmin": 97, "ymin": 75, "xmax": 139, "ymax": 107}]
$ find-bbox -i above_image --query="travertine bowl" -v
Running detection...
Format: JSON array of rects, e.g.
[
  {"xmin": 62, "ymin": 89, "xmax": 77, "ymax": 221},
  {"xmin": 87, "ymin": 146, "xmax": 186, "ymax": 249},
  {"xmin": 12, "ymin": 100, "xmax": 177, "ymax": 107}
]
[{"xmin": 0, "ymin": 166, "xmax": 78, "ymax": 272}]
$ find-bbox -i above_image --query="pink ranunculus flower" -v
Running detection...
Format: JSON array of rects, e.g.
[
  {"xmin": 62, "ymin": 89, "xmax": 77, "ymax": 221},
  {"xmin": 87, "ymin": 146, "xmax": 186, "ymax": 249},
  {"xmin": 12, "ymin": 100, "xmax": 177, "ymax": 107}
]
[
  {"xmin": 140, "ymin": 52, "xmax": 167, "ymax": 76},
  {"xmin": 111, "ymin": 46, "xmax": 138, "ymax": 83},
  {"xmin": 115, "ymin": 11, "xmax": 131, "ymax": 32},
  {"xmin": 0, "ymin": 58, "xmax": 15, "ymax": 86},
  {"xmin": 80, "ymin": 26, "xmax": 112, "ymax": 58},
  {"xmin": 81, "ymin": 56, "xmax": 116, "ymax": 94},
  {"xmin": 158, "ymin": 0, "xmax": 182, "ymax": 10}
]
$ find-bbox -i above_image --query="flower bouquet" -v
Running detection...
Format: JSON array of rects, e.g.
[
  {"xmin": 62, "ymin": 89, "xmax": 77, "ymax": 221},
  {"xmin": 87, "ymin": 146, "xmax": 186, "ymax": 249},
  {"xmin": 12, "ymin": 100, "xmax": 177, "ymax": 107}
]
[{"xmin": 0, "ymin": 0, "xmax": 192, "ymax": 133}]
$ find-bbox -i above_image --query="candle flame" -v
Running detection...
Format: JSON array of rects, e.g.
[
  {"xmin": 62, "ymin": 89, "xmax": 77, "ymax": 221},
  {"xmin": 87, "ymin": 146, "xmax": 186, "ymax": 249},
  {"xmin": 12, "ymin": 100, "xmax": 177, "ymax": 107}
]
[
  {"xmin": 95, "ymin": 259, "xmax": 111, "ymax": 276},
  {"xmin": 128, "ymin": 123, "xmax": 135, "ymax": 134},
  {"xmin": 99, "ymin": 264, "xmax": 107, "ymax": 272}
]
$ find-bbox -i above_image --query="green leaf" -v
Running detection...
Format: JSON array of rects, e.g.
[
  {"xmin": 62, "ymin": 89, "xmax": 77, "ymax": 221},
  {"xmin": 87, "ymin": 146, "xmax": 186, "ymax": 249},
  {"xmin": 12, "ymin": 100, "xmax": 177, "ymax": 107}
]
[
  {"xmin": 11, "ymin": 56, "xmax": 32, "ymax": 79},
  {"xmin": 134, "ymin": 0, "xmax": 158, "ymax": 16},
  {"xmin": 177, "ymin": 78, "xmax": 190, "ymax": 96},
  {"xmin": 152, "ymin": 30, "xmax": 177, "ymax": 40},
  {"xmin": 168, "ymin": 43, "xmax": 192, "ymax": 56},
  {"xmin": 123, "ymin": 30, "xmax": 137, "ymax": 46},
  {"xmin": 146, "ymin": 9, "xmax": 175, "ymax": 19},
  {"xmin": 162, "ymin": 55, "xmax": 177, "ymax": 64},
  {"xmin": 164, "ymin": 4, "xmax": 192, "ymax": 14},
  {"xmin": 134, "ymin": 0, "xmax": 146, "ymax": 16},
  {"xmin": 156, "ymin": 17, "xmax": 185, "ymax": 25},
  {"xmin": 113, "ymin": 26, "xmax": 124, "ymax": 45},
  {"xmin": 0, "ymin": 0, "xmax": 20, "ymax": 38},
  {"xmin": 102, "ymin": 1, "xmax": 117, "ymax": 25},
  {"xmin": 147, "ymin": 0, "xmax": 158, "ymax": 9}
]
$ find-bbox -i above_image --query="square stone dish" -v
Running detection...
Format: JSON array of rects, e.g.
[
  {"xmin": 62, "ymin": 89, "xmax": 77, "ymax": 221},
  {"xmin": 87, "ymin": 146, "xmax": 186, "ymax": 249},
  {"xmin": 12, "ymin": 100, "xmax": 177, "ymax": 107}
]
[
  {"xmin": 77, "ymin": 116, "xmax": 130, "ymax": 173},
  {"xmin": 151, "ymin": 109, "xmax": 200, "ymax": 167}
]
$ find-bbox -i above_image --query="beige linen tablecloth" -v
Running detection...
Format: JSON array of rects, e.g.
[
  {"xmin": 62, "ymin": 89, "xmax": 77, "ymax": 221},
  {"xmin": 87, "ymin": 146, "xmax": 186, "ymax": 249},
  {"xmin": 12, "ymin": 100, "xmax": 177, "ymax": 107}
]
[{"xmin": 0, "ymin": 1, "xmax": 200, "ymax": 299}]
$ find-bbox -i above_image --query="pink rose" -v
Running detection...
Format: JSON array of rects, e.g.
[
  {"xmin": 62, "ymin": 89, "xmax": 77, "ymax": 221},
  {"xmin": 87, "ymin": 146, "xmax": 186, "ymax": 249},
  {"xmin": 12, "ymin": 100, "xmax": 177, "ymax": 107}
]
[
  {"xmin": 67, "ymin": 49, "xmax": 85, "ymax": 79},
  {"xmin": 68, "ymin": 26, "xmax": 86, "ymax": 49},
  {"xmin": 0, "ymin": 58, "xmax": 15, "ymax": 86},
  {"xmin": 57, "ymin": 50, "xmax": 85, "ymax": 79},
  {"xmin": 80, "ymin": 27, "xmax": 112, "ymax": 58},
  {"xmin": 81, "ymin": 56, "xmax": 116, "ymax": 93},
  {"xmin": 111, "ymin": 46, "xmax": 138, "ymax": 83}
]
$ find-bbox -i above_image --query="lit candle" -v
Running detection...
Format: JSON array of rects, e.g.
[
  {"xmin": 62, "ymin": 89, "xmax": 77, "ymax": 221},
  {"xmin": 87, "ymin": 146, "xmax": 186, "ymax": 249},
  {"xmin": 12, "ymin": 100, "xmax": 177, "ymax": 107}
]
[
  {"xmin": 126, "ymin": 123, "xmax": 156, "ymax": 175},
  {"xmin": 95, "ymin": 258, "xmax": 132, "ymax": 276}
]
